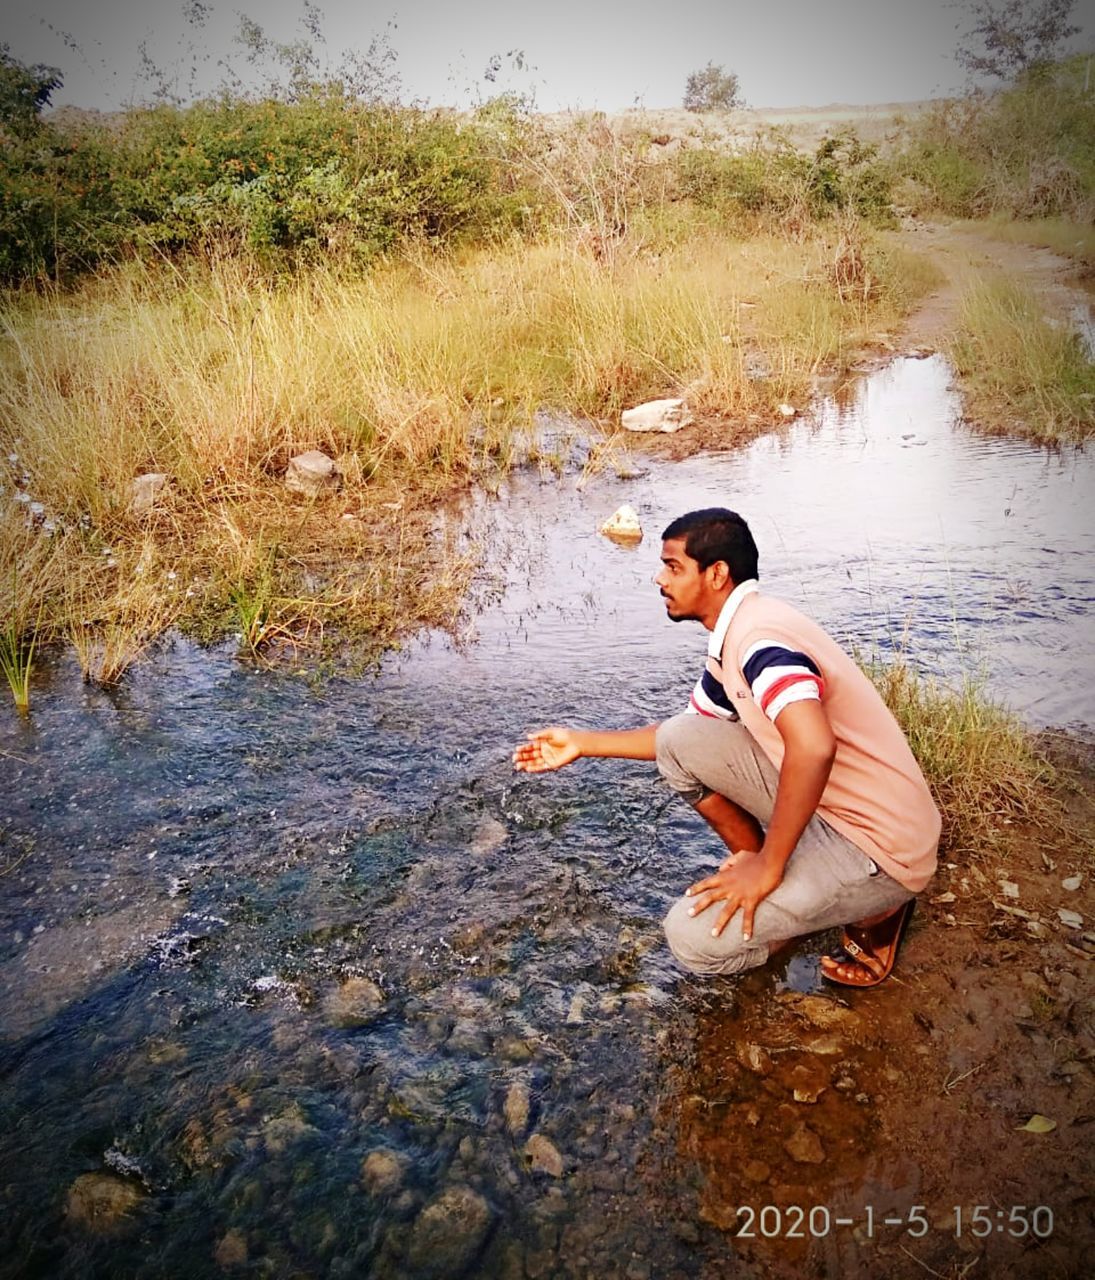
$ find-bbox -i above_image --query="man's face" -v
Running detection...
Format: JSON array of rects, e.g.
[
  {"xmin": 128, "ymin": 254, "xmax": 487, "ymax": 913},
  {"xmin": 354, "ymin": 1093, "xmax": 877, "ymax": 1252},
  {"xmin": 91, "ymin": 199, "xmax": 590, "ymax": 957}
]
[{"xmin": 655, "ymin": 537, "xmax": 713, "ymax": 622}]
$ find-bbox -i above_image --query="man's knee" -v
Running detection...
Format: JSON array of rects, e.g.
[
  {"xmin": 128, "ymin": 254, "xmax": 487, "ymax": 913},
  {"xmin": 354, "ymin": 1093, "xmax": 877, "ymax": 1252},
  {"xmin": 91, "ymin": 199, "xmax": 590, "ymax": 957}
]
[
  {"xmin": 662, "ymin": 896, "xmax": 769, "ymax": 977},
  {"xmin": 655, "ymin": 714, "xmax": 708, "ymax": 805}
]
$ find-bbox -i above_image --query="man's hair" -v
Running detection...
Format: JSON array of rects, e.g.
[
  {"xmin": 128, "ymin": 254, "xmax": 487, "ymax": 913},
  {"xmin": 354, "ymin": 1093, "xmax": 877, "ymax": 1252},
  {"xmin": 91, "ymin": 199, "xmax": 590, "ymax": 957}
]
[{"xmin": 661, "ymin": 508, "xmax": 759, "ymax": 582}]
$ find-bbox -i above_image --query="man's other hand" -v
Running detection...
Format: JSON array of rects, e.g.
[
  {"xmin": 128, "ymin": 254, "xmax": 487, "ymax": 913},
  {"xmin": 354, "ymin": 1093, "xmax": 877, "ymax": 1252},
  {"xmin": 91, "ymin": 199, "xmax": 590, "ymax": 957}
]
[
  {"xmin": 512, "ymin": 727, "xmax": 582, "ymax": 773},
  {"xmin": 684, "ymin": 849, "xmax": 783, "ymax": 942}
]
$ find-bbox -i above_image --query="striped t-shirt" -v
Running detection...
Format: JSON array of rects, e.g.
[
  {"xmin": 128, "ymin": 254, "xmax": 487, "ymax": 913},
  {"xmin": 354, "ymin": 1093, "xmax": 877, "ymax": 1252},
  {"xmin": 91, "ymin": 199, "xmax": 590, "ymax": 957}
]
[
  {"xmin": 683, "ymin": 578, "xmax": 940, "ymax": 891},
  {"xmin": 686, "ymin": 580, "xmax": 824, "ymax": 724}
]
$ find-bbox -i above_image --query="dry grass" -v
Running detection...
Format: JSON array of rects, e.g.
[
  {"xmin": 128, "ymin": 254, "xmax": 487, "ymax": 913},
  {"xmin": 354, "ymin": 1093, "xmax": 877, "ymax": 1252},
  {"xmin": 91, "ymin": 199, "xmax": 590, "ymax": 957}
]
[
  {"xmin": 0, "ymin": 221, "xmax": 935, "ymax": 686},
  {"xmin": 969, "ymin": 216, "xmax": 1095, "ymax": 270},
  {"xmin": 867, "ymin": 658, "xmax": 1062, "ymax": 858},
  {"xmin": 948, "ymin": 276, "xmax": 1095, "ymax": 445}
]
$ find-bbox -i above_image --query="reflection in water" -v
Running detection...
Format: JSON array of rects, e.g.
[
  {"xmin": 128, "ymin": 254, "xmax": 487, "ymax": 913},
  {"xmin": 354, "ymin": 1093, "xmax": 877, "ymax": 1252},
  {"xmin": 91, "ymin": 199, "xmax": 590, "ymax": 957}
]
[{"xmin": 0, "ymin": 356, "xmax": 1092, "ymax": 1278}]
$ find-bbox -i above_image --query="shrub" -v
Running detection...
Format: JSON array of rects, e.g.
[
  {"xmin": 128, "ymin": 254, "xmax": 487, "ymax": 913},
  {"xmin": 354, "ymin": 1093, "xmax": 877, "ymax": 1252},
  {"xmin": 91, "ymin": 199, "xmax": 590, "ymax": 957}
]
[{"xmin": 683, "ymin": 63, "xmax": 741, "ymax": 113}]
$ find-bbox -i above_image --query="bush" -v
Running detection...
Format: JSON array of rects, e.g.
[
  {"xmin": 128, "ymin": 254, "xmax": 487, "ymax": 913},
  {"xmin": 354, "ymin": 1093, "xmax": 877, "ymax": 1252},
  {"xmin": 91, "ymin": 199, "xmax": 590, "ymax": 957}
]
[
  {"xmin": 683, "ymin": 63, "xmax": 741, "ymax": 113},
  {"xmin": 894, "ymin": 53, "xmax": 1095, "ymax": 219},
  {"xmin": 0, "ymin": 93, "xmax": 546, "ymax": 283}
]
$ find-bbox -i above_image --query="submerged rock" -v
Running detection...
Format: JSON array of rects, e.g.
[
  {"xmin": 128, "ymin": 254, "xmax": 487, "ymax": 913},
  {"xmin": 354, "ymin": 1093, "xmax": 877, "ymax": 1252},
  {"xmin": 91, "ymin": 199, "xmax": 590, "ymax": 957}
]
[
  {"xmin": 525, "ymin": 1133, "xmax": 564, "ymax": 1178},
  {"xmin": 285, "ymin": 450, "xmax": 340, "ymax": 496},
  {"xmin": 64, "ymin": 1172, "xmax": 144, "ymax": 1234},
  {"xmin": 504, "ymin": 1081, "xmax": 531, "ymax": 1136},
  {"xmin": 403, "ymin": 1184, "xmax": 494, "ymax": 1278},
  {"xmin": 214, "ymin": 1229, "xmax": 248, "ymax": 1268},
  {"xmin": 323, "ymin": 976, "xmax": 385, "ymax": 1028},
  {"xmin": 620, "ymin": 398, "xmax": 692, "ymax": 433},
  {"xmin": 361, "ymin": 1148, "xmax": 407, "ymax": 1197}
]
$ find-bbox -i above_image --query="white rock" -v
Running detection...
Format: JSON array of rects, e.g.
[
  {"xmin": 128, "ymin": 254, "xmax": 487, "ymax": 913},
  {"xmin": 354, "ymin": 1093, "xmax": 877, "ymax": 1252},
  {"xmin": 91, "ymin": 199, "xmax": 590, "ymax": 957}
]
[
  {"xmin": 778, "ymin": 403, "xmax": 797, "ymax": 419},
  {"xmin": 285, "ymin": 450, "xmax": 340, "ymax": 495},
  {"xmin": 130, "ymin": 473, "xmax": 169, "ymax": 515},
  {"xmin": 999, "ymin": 880, "xmax": 1020, "ymax": 899},
  {"xmin": 599, "ymin": 504, "xmax": 642, "ymax": 542},
  {"xmin": 620, "ymin": 398, "xmax": 692, "ymax": 433},
  {"xmin": 1058, "ymin": 908, "xmax": 1084, "ymax": 929},
  {"xmin": 1061, "ymin": 875, "xmax": 1083, "ymax": 892}
]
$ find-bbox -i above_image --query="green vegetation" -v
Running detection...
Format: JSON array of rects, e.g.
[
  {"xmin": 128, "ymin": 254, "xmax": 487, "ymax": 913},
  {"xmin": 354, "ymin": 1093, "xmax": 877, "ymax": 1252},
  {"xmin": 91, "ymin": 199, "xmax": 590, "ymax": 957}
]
[
  {"xmin": 893, "ymin": 53, "xmax": 1094, "ymax": 221},
  {"xmin": 950, "ymin": 276, "xmax": 1095, "ymax": 443},
  {"xmin": 683, "ymin": 63, "xmax": 742, "ymax": 113},
  {"xmin": 867, "ymin": 657, "xmax": 1061, "ymax": 857}
]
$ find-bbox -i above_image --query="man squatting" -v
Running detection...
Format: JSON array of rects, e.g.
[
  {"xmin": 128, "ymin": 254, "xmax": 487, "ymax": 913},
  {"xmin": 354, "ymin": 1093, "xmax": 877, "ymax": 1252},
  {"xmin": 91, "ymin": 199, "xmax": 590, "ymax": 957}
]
[{"xmin": 512, "ymin": 509, "xmax": 940, "ymax": 986}]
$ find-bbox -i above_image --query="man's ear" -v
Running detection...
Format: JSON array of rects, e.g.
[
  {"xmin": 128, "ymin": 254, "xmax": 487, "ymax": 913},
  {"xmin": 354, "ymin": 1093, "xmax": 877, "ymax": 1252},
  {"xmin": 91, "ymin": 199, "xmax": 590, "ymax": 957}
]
[{"xmin": 708, "ymin": 560, "xmax": 732, "ymax": 590}]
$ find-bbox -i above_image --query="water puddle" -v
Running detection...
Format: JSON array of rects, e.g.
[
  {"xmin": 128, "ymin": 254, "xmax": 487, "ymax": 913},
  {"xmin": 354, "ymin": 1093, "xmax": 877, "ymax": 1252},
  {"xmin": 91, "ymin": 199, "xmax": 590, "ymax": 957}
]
[{"xmin": 1, "ymin": 356, "xmax": 1092, "ymax": 1278}]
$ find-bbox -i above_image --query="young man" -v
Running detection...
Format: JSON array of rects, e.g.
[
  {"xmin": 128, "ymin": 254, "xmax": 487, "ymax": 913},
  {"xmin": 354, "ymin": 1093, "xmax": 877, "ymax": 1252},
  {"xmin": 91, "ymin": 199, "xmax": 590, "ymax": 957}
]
[{"xmin": 512, "ymin": 508, "xmax": 940, "ymax": 986}]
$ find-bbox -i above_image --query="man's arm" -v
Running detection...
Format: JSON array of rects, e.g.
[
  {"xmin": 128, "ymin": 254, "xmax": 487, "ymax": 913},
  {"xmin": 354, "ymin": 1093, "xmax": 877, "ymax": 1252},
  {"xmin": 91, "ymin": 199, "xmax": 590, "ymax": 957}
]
[
  {"xmin": 685, "ymin": 700, "xmax": 836, "ymax": 941},
  {"xmin": 512, "ymin": 725, "xmax": 658, "ymax": 773}
]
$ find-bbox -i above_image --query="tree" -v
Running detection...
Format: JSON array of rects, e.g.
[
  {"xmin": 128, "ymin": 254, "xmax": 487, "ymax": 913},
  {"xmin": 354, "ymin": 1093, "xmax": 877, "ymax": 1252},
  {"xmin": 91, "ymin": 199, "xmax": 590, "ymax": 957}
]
[
  {"xmin": 683, "ymin": 63, "xmax": 741, "ymax": 112},
  {"xmin": 0, "ymin": 43, "xmax": 62, "ymax": 138},
  {"xmin": 955, "ymin": 0, "xmax": 1080, "ymax": 81}
]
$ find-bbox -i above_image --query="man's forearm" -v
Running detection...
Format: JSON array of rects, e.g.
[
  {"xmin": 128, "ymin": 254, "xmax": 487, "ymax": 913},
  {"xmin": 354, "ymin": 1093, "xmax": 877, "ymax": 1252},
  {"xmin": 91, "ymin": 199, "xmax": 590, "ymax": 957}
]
[
  {"xmin": 762, "ymin": 742, "xmax": 834, "ymax": 873},
  {"xmin": 573, "ymin": 725, "xmax": 659, "ymax": 761}
]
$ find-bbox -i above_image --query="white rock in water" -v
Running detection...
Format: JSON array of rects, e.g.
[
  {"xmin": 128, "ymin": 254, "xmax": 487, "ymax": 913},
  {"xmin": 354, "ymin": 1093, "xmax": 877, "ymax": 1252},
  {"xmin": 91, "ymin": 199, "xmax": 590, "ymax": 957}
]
[
  {"xmin": 599, "ymin": 504, "xmax": 642, "ymax": 542},
  {"xmin": 620, "ymin": 398, "xmax": 692, "ymax": 433},
  {"xmin": 130, "ymin": 472, "xmax": 169, "ymax": 515},
  {"xmin": 285, "ymin": 450, "xmax": 340, "ymax": 495}
]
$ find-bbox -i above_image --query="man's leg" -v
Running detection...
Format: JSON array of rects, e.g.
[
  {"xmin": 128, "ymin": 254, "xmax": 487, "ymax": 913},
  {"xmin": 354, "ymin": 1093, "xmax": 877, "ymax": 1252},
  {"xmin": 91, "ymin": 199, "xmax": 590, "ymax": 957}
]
[{"xmin": 654, "ymin": 714, "xmax": 913, "ymax": 977}]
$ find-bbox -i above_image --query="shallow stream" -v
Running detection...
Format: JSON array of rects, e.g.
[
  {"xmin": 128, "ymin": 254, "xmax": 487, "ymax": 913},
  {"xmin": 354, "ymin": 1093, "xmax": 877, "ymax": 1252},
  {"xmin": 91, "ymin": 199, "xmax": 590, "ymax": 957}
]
[{"xmin": 1, "ymin": 355, "xmax": 1092, "ymax": 1278}]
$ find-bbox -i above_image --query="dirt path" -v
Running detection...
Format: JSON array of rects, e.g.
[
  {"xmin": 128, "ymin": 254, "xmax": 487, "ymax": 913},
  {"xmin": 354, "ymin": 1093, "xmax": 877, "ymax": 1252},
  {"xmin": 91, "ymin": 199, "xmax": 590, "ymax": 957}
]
[{"xmin": 894, "ymin": 220, "xmax": 1089, "ymax": 355}]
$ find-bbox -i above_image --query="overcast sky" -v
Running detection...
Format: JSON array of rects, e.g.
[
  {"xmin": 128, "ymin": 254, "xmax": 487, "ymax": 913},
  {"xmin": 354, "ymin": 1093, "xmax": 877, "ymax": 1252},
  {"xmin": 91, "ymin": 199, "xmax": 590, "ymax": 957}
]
[{"xmin": 6, "ymin": 0, "xmax": 1095, "ymax": 112}]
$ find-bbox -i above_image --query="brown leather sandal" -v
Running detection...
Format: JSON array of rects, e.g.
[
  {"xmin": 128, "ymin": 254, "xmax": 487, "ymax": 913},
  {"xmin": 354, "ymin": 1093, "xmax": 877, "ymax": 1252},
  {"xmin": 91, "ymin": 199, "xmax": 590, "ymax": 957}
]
[{"xmin": 820, "ymin": 900, "xmax": 916, "ymax": 988}]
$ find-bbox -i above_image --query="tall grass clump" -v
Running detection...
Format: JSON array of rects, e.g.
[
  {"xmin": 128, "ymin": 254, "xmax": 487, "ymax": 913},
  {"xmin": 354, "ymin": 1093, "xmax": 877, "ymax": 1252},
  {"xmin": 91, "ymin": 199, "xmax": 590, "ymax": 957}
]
[
  {"xmin": 894, "ymin": 53, "xmax": 1095, "ymax": 222},
  {"xmin": 949, "ymin": 277, "xmax": 1095, "ymax": 443},
  {"xmin": 866, "ymin": 658, "xmax": 1060, "ymax": 857}
]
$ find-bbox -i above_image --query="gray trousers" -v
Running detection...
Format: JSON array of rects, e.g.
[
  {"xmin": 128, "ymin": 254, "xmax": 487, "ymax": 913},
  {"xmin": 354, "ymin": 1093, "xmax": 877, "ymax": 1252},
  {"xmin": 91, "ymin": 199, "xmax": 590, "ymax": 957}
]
[{"xmin": 656, "ymin": 714, "xmax": 913, "ymax": 976}]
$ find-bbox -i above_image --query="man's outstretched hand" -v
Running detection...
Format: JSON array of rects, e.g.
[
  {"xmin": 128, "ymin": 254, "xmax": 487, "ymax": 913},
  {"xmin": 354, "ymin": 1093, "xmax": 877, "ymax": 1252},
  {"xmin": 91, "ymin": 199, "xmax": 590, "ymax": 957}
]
[
  {"xmin": 684, "ymin": 848, "xmax": 783, "ymax": 942},
  {"xmin": 512, "ymin": 727, "xmax": 582, "ymax": 773}
]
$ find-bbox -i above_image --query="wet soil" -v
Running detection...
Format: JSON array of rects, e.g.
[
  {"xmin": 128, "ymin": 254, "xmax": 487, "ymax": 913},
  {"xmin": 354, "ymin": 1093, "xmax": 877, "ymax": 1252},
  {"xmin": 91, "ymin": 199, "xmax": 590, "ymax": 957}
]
[{"xmin": 666, "ymin": 734, "xmax": 1095, "ymax": 1279}]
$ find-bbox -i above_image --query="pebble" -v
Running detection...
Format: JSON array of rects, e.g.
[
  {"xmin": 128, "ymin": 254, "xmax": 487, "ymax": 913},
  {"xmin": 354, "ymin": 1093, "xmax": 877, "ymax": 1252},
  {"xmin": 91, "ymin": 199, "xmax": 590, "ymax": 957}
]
[{"xmin": 784, "ymin": 1123, "xmax": 825, "ymax": 1165}]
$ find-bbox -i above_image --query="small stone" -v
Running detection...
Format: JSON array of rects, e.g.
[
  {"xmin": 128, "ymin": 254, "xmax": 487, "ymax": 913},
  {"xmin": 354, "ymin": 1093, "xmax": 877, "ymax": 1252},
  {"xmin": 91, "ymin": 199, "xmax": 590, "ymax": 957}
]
[
  {"xmin": 788, "ymin": 1060, "xmax": 828, "ymax": 1103},
  {"xmin": 999, "ymin": 880, "xmax": 1020, "ymax": 899},
  {"xmin": 1062, "ymin": 875, "xmax": 1083, "ymax": 892},
  {"xmin": 1058, "ymin": 908, "xmax": 1084, "ymax": 928},
  {"xmin": 620, "ymin": 398, "xmax": 692, "ymax": 434},
  {"xmin": 525, "ymin": 1133, "xmax": 564, "ymax": 1178},
  {"xmin": 64, "ymin": 1173, "xmax": 144, "ymax": 1234},
  {"xmin": 214, "ymin": 1229, "xmax": 248, "ymax": 1268},
  {"xmin": 778, "ymin": 403, "xmax": 796, "ymax": 419},
  {"xmin": 741, "ymin": 1159, "xmax": 770, "ymax": 1183},
  {"xmin": 784, "ymin": 1123, "xmax": 825, "ymax": 1165},
  {"xmin": 504, "ymin": 1082, "xmax": 531, "ymax": 1136},
  {"xmin": 130, "ymin": 472, "xmax": 169, "ymax": 515},
  {"xmin": 285, "ymin": 450, "xmax": 340, "ymax": 496},
  {"xmin": 361, "ymin": 1149, "xmax": 406, "ymax": 1196},
  {"xmin": 599, "ymin": 504, "xmax": 643, "ymax": 542}
]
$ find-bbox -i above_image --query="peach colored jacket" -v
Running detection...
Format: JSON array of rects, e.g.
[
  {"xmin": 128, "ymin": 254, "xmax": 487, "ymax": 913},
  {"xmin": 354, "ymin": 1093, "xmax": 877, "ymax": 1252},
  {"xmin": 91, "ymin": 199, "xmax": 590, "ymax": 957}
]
[{"xmin": 718, "ymin": 591, "xmax": 941, "ymax": 892}]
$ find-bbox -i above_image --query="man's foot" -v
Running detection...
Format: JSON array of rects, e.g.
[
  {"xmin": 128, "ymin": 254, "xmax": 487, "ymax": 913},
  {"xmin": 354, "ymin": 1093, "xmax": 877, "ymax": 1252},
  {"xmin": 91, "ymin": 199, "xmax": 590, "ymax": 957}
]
[{"xmin": 819, "ymin": 900, "xmax": 915, "ymax": 988}]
